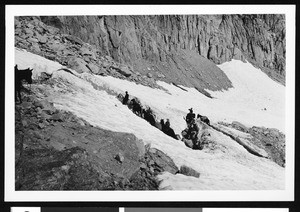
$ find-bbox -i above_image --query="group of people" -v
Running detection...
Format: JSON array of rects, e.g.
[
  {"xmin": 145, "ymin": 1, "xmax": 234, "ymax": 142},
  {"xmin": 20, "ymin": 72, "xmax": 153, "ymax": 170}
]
[
  {"xmin": 182, "ymin": 108, "xmax": 210, "ymax": 141},
  {"xmin": 183, "ymin": 108, "xmax": 199, "ymax": 140},
  {"xmin": 159, "ymin": 118, "xmax": 178, "ymax": 139},
  {"xmin": 120, "ymin": 91, "xmax": 211, "ymax": 143},
  {"xmin": 120, "ymin": 91, "xmax": 179, "ymax": 140}
]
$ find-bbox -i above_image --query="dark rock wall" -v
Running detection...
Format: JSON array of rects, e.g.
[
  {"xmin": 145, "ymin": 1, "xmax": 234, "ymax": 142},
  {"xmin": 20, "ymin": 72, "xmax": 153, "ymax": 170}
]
[{"xmin": 41, "ymin": 14, "xmax": 285, "ymax": 84}]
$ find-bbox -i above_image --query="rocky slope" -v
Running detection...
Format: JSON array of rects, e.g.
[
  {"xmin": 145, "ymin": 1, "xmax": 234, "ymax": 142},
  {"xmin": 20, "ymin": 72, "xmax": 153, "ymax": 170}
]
[
  {"xmin": 14, "ymin": 15, "xmax": 285, "ymax": 190},
  {"xmin": 15, "ymin": 71, "xmax": 284, "ymax": 191},
  {"xmin": 40, "ymin": 14, "xmax": 286, "ymax": 85},
  {"xmin": 214, "ymin": 121, "xmax": 285, "ymax": 167},
  {"xmin": 15, "ymin": 80, "xmax": 202, "ymax": 190}
]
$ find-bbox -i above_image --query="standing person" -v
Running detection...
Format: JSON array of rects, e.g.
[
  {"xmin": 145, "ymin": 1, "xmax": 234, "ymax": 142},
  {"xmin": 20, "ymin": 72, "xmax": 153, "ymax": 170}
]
[
  {"xmin": 189, "ymin": 119, "xmax": 199, "ymax": 140},
  {"xmin": 160, "ymin": 119, "xmax": 165, "ymax": 132},
  {"xmin": 165, "ymin": 119, "xmax": 170, "ymax": 128},
  {"xmin": 163, "ymin": 119, "xmax": 177, "ymax": 140},
  {"xmin": 185, "ymin": 108, "xmax": 195, "ymax": 126},
  {"xmin": 122, "ymin": 91, "xmax": 129, "ymax": 105}
]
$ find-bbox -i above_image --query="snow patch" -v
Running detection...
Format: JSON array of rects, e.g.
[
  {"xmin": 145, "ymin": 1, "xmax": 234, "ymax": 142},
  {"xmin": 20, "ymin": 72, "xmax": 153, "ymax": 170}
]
[{"xmin": 14, "ymin": 48, "xmax": 285, "ymax": 190}]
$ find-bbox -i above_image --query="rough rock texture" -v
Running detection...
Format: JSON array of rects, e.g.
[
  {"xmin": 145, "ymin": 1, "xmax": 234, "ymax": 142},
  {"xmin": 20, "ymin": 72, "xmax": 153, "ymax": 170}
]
[
  {"xmin": 15, "ymin": 87, "xmax": 180, "ymax": 190},
  {"xmin": 39, "ymin": 15, "xmax": 285, "ymax": 85},
  {"xmin": 217, "ymin": 121, "xmax": 285, "ymax": 167},
  {"xmin": 179, "ymin": 165, "xmax": 200, "ymax": 178},
  {"xmin": 211, "ymin": 123, "xmax": 269, "ymax": 158},
  {"xmin": 15, "ymin": 16, "xmax": 233, "ymax": 93},
  {"xmin": 14, "ymin": 17, "xmax": 162, "ymax": 90},
  {"xmin": 180, "ymin": 117, "xmax": 285, "ymax": 168},
  {"xmin": 248, "ymin": 126, "xmax": 285, "ymax": 167}
]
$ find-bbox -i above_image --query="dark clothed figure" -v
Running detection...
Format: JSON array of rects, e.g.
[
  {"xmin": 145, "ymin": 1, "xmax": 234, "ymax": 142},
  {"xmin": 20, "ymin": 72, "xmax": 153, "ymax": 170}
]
[
  {"xmin": 160, "ymin": 119, "xmax": 165, "ymax": 132},
  {"xmin": 143, "ymin": 107, "xmax": 156, "ymax": 126},
  {"xmin": 130, "ymin": 99, "xmax": 142, "ymax": 116},
  {"xmin": 161, "ymin": 119, "xmax": 177, "ymax": 139},
  {"xmin": 186, "ymin": 108, "xmax": 195, "ymax": 126},
  {"xmin": 165, "ymin": 127, "xmax": 177, "ymax": 139},
  {"xmin": 15, "ymin": 65, "xmax": 33, "ymax": 103},
  {"xmin": 122, "ymin": 91, "xmax": 129, "ymax": 105},
  {"xmin": 188, "ymin": 121, "xmax": 199, "ymax": 140},
  {"xmin": 147, "ymin": 109, "xmax": 156, "ymax": 126},
  {"xmin": 165, "ymin": 119, "xmax": 170, "ymax": 128}
]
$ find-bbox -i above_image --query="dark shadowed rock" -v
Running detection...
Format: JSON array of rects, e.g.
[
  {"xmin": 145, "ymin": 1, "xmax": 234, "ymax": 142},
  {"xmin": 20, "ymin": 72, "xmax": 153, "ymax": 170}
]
[
  {"xmin": 179, "ymin": 165, "xmax": 200, "ymax": 178},
  {"xmin": 15, "ymin": 95, "xmax": 156, "ymax": 190},
  {"xmin": 145, "ymin": 148, "xmax": 179, "ymax": 175},
  {"xmin": 50, "ymin": 113, "xmax": 64, "ymax": 122},
  {"xmin": 114, "ymin": 152, "xmax": 125, "ymax": 163}
]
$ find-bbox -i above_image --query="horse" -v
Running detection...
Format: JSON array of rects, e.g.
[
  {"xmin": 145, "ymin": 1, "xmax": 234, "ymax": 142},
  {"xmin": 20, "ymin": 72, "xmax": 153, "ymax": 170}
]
[
  {"xmin": 197, "ymin": 114, "xmax": 210, "ymax": 125},
  {"xmin": 15, "ymin": 65, "xmax": 33, "ymax": 103}
]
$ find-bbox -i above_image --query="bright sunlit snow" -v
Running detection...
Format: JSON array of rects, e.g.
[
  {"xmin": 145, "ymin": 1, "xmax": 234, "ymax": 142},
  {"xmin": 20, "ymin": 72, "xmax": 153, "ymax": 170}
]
[{"xmin": 14, "ymin": 48, "xmax": 285, "ymax": 190}]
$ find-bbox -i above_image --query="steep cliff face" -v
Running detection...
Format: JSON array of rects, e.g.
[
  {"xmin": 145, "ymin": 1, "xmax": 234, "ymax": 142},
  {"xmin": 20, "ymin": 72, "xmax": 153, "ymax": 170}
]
[{"xmin": 40, "ymin": 14, "xmax": 285, "ymax": 85}]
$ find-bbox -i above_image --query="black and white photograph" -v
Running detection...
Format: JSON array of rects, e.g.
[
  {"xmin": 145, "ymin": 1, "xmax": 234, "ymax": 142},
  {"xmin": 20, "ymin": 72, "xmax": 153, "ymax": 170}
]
[{"xmin": 4, "ymin": 5, "xmax": 295, "ymax": 201}]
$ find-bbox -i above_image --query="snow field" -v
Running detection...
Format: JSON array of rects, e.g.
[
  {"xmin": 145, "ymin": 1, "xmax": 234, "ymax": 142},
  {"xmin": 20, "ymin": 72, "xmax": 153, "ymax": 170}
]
[{"xmin": 15, "ymin": 48, "xmax": 285, "ymax": 189}]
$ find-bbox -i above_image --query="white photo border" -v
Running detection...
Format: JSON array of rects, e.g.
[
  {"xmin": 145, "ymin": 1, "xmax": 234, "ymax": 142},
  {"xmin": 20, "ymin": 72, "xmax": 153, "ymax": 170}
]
[{"xmin": 5, "ymin": 4, "xmax": 295, "ymax": 202}]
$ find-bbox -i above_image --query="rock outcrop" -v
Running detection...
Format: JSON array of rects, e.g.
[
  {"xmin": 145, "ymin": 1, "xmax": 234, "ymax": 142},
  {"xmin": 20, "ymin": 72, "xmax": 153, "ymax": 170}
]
[
  {"xmin": 15, "ymin": 16, "xmax": 234, "ymax": 94},
  {"xmin": 15, "ymin": 89, "xmax": 180, "ymax": 190},
  {"xmin": 39, "ymin": 15, "xmax": 286, "ymax": 85},
  {"xmin": 216, "ymin": 121, "xmax": 285, "ymax": 167},
  {"xmin": 14, "ymin": 17, "xmax": 161, "ymax": 90}
]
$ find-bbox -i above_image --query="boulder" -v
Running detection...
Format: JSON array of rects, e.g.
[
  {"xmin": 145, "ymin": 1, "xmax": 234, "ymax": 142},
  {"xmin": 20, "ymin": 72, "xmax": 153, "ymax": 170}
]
[
  {"xmin": 232, "ymin": 121, "xmax": 249, "ymax": 133},
  {"xmin": 147, "ymin": 148, "xmax": 179, "ymax": 175},
  {"xmin": 31, "ymin": 43, "xmax": 41, "ymax": 53},
  {"xmin": 24, "ymin": 28, "xmax": 34, "ymax": 37},
  {"xmin": 37, "ymin": 34, "xmax": 48, "ymax": 44},
  {"xmin": 179, "ymin": 165, "xmax": 200, "ymax": 178},
  {"xmin": 64, "ymin": 34, "xmax": 84, "ymax": 45},
  {"xmin": 44, "ymin": 53, "xmax": 56, "ymax": 61},
  {"xmin": 111, "ymin": 65, "xmax": 132, "ymax": 77},
  {"xmin": 48, "ymin": 42, "xmax": 66, "ymax": 52},
  {"xmin": 27, "ymin": 37, "xmax": 39, "ymax": 43},
  {"xmin": 114, "ymin": 152, "xmax": 125, "ymax": 163},
  {"xmin": 47, "ymin": 26, "xmax": 60, "ymax": 35},
  {"xmin": 101, "ymin": 60, "xmax": 111, "ymax": 68},
  {"xmin": 67, "ymin": 57, "xmax": 90, "ymax": 74},
  {"xmin": 86, "ymin": 63, "xmax": 100, "ymax": 74},
  {"xmin": 33, "ymin": 99, "xmax": 56, "ymax": 113},
  {"xmin": 50, "ymin": 113, "xmax": 64, "ymax": 122},
  {"xmin": 21, "ymin": 102, "xmax": 32, "ymax": 109},
  {"xmin": 80, "ymin": 46, "xmax": 96, "ymax": 60},
  {"xmin": 61, "ymin": 49, "xmax": 75, "ymax": 56},
  {"xmin": 157, "ymin": 73, "xmax": 165, "ymax": 78},
  {"xmin": 183, "ymin": 138, "xmax": 194, "ymax": 149}
]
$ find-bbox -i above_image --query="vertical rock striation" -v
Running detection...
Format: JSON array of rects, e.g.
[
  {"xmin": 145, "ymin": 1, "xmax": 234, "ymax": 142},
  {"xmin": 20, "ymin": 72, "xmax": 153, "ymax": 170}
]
[
  {"xmin": 40, "ymin": 15, "xmax": 285, "ymax": 85},
  {"xmin": 16, "ymin": 14, "xmax": 285, "ymax": 93}
]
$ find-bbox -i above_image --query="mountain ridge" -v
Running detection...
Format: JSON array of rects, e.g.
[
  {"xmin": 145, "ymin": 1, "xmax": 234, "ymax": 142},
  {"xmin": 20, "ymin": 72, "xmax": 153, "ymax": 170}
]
[{"xmin": 40, "ymin": 14, "xmax": 285, "ymax": 85}]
